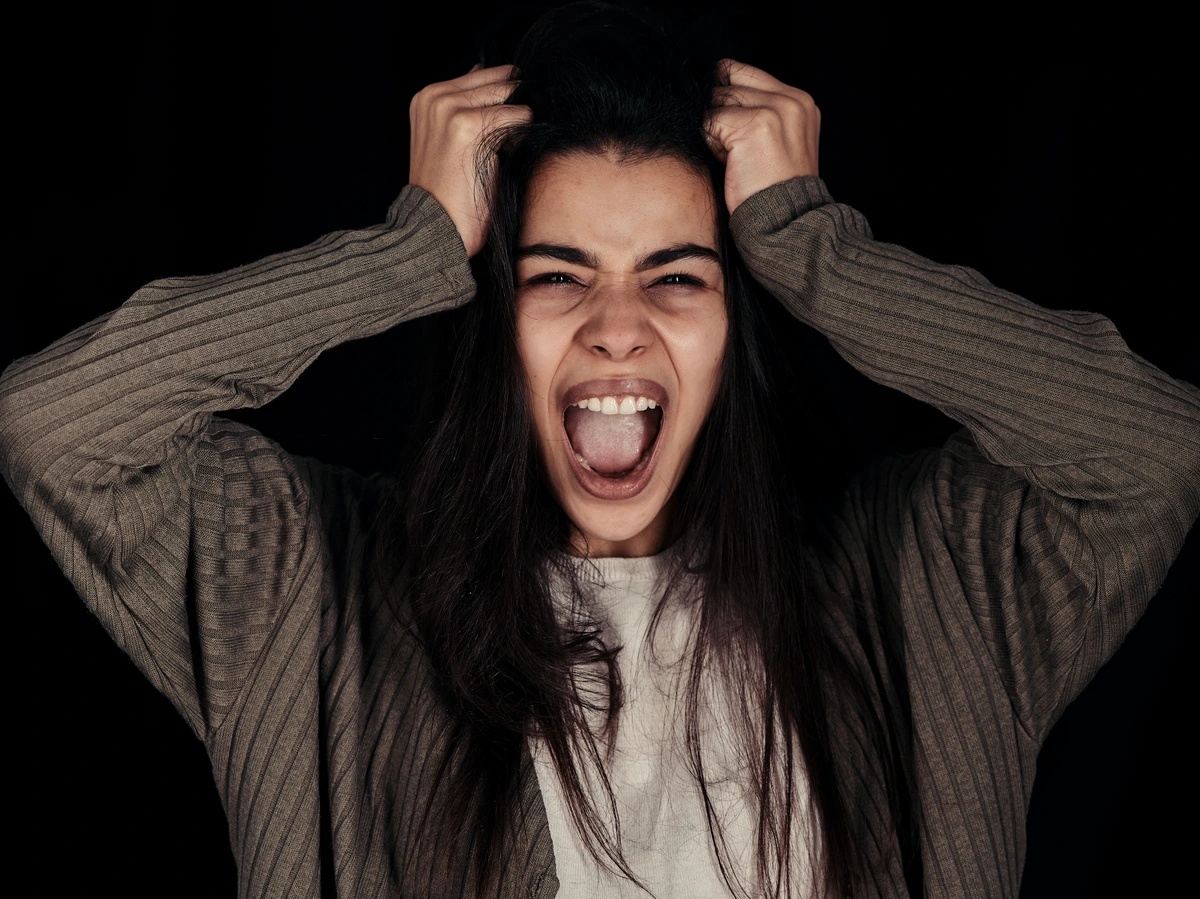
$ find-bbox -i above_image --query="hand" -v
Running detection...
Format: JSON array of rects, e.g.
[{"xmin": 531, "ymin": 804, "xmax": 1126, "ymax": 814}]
[
  {"xmin": 706, "ymin": 60, "xmax": 820, "ymax": 215},
  {"xmin": 408, "ymin": 65, "xmax": 531, "ymax": 258}
]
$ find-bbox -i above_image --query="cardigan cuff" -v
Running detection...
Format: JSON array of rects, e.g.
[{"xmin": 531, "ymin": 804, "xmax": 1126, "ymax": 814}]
[{"xmin": 728, "ymin": 176, "xmax": 834, "ymax": 243}]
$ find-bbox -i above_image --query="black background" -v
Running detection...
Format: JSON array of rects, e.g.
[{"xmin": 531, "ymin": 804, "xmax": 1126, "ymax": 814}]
[{"xmin": 8, "ymin": 1, "xmax": 1195, "ymax": 896}]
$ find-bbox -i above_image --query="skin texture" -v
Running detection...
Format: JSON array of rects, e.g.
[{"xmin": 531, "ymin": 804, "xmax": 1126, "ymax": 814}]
[
  {"xmin": 407, "ymin": 59, "xmax": 821, "ymax": 251},
  {"xmin": 706, "ymin": 60, "xmax": 820, "ymax": 214},
  {"xmin": 516, "ymin": 152, "xmax": 727, "ymax": 557},
  {"xmin": 407, "ymin": 59, "xmax": 820, "ymax": 556},
  {"xmin": 408, "ymin": 65, "xmax": 532, "ymax": 258}
]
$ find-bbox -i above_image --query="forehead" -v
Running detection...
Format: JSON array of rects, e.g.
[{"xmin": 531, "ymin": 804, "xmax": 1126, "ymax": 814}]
[{"xmin": 520, "ymin": 151, "xmax": 720, "ymax": 255}]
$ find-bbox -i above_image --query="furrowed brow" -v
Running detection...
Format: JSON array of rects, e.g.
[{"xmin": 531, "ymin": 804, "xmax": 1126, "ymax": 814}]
[
  {"xmin": 636, "ymin": 244, "xmax": 722, "ymax": 272},
  {"xmin": 515, "ymin": 244, "xmax": 600, "ymax": 268}
]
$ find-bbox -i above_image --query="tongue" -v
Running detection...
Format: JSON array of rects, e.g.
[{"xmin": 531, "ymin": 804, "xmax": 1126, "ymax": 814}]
[{"xmin": 565, "ymin": 407, "xmax": 658, "ymax": 476}]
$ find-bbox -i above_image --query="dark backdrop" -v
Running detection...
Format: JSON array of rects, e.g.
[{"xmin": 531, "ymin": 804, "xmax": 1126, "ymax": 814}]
[{"xmin": 8, "ymin": 2, "xmax": 1194, "ymax": 897}]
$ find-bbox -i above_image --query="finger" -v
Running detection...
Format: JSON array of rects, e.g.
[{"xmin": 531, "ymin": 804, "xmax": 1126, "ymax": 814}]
[
  {"xmin": 713, "ymin": 81, "xmax": 815, "ymax": 115},
  {"xmin": 459, "ymin": 78, "xmax": 522, "ymax": 108},
  {"xmin": 704, "ymin": 104, "xmax": 782, "ymax": 161},
  {"xmin": 480, "ymin": 103, "xmax": 533, "ymax": 133},
  {"xmin": 717, "ymin": 58, "xmax": 788, "ymax": 91},
  {"xmin": 706, "ymin": 103, "xmax": 770, "ymax": 138},
  {"xmin": 413, "ymin": 65, "xmax": 515, "ymax": 106},
  {"xmin": 712, "ymin": 83, "xmax": 778, "ymax": 109},
  {"xmin": 703, "ymin": 118, "xmax": 729, "ymax": 163},
  {"xmin": 705, "ymin": 104, "xmax": 758, "ymax": 156},
  {"xmin": 452, "ymin": 63, "xmax": 518, "ymax": 89}
]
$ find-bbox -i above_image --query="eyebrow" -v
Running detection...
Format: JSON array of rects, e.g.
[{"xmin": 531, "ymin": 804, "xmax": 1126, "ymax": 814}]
[{"xmin": 516, "ymin": 242, "xmax": 722, "ymax": 271}]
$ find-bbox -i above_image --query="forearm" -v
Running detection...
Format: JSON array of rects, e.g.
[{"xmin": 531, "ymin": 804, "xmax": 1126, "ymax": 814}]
[
  {"xmin": 1, "ymin": 185, "xmax": 471, "ymax": 562},
  {"xmin": 0, "ymin": 186, "xmax": 472, "ymax": 729},
  {"xmin": 731, "ymin": 176, "xmax": 1200, "ymax": 730},
  {"xmin": 730, "ymin": 176, "xmax": 1200, "ymax": 509}
]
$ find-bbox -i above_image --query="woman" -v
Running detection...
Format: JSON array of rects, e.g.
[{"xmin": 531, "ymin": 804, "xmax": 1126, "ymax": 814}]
[{"xmin": 6, "ymin": 2, "xmax": 1195, "ymax": 897}]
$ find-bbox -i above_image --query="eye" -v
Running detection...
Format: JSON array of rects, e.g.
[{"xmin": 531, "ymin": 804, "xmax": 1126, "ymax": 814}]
[
  {"xmin": 653, "ymin": 272, "xmax": 706, "ymax": 288},
  {"xmin": 527, "ymin": 271, "xmax": 581, "ymax": 287}
]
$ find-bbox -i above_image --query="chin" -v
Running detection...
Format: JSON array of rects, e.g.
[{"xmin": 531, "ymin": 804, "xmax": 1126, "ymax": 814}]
[{"xmin": 558, "ymin": 484, "xmax": 674, "ymax": 558}]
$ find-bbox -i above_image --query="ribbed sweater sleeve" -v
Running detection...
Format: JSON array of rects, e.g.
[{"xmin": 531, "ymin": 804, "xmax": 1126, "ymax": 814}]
[
  {"xmin": 0, "ymin": 186, "xmax": 473, "ymax": 739},
  {"xmin": 730, "ymin": 176, "xmax": 1200, "ymax": 741}
]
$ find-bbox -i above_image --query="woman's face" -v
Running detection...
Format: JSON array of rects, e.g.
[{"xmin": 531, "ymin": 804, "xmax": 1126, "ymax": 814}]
[{"xmin": 516, "ymin": 151, "xmax": 728, "ymax": 557}]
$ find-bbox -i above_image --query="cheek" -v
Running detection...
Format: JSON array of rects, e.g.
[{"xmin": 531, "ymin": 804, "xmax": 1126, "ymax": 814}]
[
  {"xmin": 705, "ymin": 305, "xmax": 730, "ymax": 373},
  {"xmin": 682, "ymin": 320, "xmax": 728, "ymax": 433},
  {"xmin": 671, "ymin": 312, "xmax": 728, "ymax": 393},
  {"xmin": 515, "ymin": 320, "xmax": 568, "ymax": 447},
  {"xmin": 516, "ymin": 327, "xmax": 557, "ymax": 401}
]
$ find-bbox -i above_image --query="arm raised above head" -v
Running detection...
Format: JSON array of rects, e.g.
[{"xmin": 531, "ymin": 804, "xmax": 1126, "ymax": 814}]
[
  {"xmin": 707, "ymin": 58, "xmax": 1198, "ymax": 737},
  {"xmin": 0, "ymin": 186, "xmax": 473, "ymax": 736},
  {"xmin": 731, "ymin": 172, "xmax": 1199, "ymax": 739}
]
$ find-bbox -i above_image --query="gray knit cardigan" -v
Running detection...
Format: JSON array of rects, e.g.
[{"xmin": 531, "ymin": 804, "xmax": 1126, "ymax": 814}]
[{"xmin": 1, "ymin": 177, "xmax": 1196, "ymax": 898}]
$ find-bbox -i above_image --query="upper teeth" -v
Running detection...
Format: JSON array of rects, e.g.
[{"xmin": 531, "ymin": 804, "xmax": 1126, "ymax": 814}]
[{"xmin": 575, "ymin": 395, "xmax": 658, "ymax": 415}]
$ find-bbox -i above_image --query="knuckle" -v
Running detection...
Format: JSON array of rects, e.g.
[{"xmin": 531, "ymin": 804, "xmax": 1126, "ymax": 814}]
[
  {"xmin": 780, "ymin": 92, "xmax": 805, "ymax": 113},
  {"xmin": 759, "ymin": 106, "xmax": 785, "ymax": 130},
  {"xmin": 448, "ymin": 109, "xmax": 480, "ymax": 139},
  {"xmin": 410, "ymin": 83, "xmax": 443, "ymax": 115},
  {"xmin": 779, "ymin": 94, "xmax": 815, "ymax": 126}
]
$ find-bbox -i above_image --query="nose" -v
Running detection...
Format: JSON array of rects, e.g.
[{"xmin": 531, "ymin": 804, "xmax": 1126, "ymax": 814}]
[{"xmin": 578, "ymin": 286, "xmax": 653, "ymax": 361}]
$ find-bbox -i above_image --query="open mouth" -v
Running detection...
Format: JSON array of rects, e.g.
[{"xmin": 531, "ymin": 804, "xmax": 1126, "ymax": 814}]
[{"xmin": 564, "ymin": 393, "xmax": 664, "ymax": 480}]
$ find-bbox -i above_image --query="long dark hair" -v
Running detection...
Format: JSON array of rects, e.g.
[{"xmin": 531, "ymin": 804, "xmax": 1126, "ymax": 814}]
[{"xmin": 397, "ymin": 3, "xmax": 920, "ymax": 896}]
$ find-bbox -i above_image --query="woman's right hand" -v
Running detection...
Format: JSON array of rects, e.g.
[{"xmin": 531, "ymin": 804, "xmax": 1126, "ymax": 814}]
[{"xmin": 408, "ymin": 65, "xmax": 531, "ymax": 258}]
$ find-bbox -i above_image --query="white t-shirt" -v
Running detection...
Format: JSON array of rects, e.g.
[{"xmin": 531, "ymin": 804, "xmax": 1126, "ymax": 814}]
[{"xmin": 530, "ymin": 553, "xmax": 817, "ymax": 898}]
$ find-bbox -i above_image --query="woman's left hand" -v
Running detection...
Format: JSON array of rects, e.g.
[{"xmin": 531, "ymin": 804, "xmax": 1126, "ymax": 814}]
[{"xmin": 706, "ymin": 60, "xmax": 820, "ymax": 215}]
